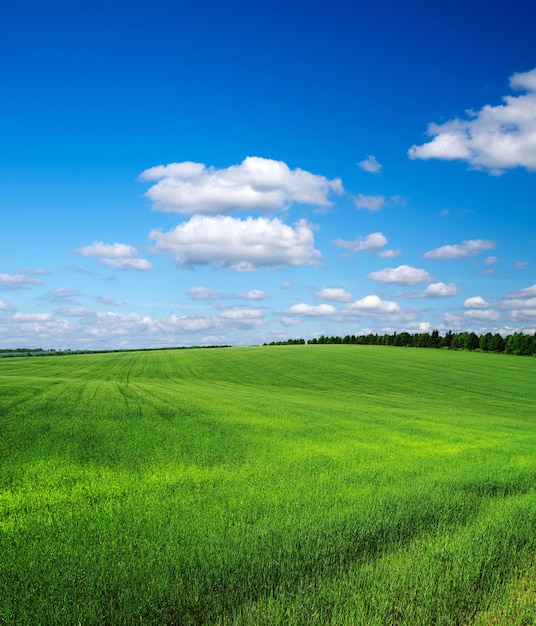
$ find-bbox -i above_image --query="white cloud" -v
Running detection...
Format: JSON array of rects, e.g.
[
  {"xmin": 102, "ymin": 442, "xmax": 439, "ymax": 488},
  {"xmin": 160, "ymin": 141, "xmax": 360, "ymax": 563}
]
[
  {"xmin": 159, "ymin": 314, "xmax": 218, "ymax": 333},
  {"xmin": 0, "ymin": 272, "xmax": 44, "ymax": 287},
  {"xmin": 464, "ymin": 296, "xmax": 488, "ymax": 308},
  {"xmin": 314, "ymin": 288, "xmax": 353, "ymax": 302},
  {"xmin": 75, "ymin": 241, "xmax": 152, "ymax": 271},
  {"xmin": 281, "ymin": 282, "xmax": 293, "ymax": 289},
  {"xmin": 239, "ymin": 290, "xmax": 267, "ymax": 300},
  {"xmin": 492, "ymin": 284, "xmax": 536, "ymax": 325},
  {"xmin": 408, "ymin": 67, "xmax": 536, "ymax": 174},
  {"xmin": 149, "ymin": 215, "xmax": 322, "ymax": 271},
  {"xmin": 357, "ymin": 155, "xmax": 382, "ymax": 174},
  {"xmin": 514, "ymin": 260, "xmax": 529, "ymax": 270},
  {"xmin": 464, "ymin": 309, "xmax": 500, "ymax": 321},
  {"xmin": 219, "ymin": 309, "xmax": 265, "ymax": 328},
  {"xmin": 342, "ymin": 295, "xmax": 400, "ymax": 315},
  {"xmin": 286, "ymin": 303, "xmax": 336, "ymax": 316},
  {"xmin": 100, "ymin": 257, "xmax": 153, "ymax": 271},
  {"xmin": 379, "ymin": 248, "xmax": 402, "ymax": 259},
  {"xmin": 76, "ymin": 242, "xmax": 138, "ymax": 258},
  {"xmin": 505, "ymin": 284, "xmax": 536, "ymax": 298},
  {"xmin": 484, "ymin": 256, "xmax": 498, "ymax": 265},
  {"xmin": 500, "ymin": 297, "xmax": 536, "ymax": 309},
  {"xmin": 367, "ymin": 264, "xmax": 432, "ymax": 285},
  {"xmin": 281, "ymin": 316, "xmax": 301, "ymax": 327},
  {"xmin": 187, "ymin": 287, "xmax": 221, "ymax": 300},
  {"xmin": 0, "ymin": 300, "xmax": 8, "ymax": 310},
  {"xmin": 509, "ymin": 309, "xmax": 536, "ymax": 321},
  {"xmin": 424, "ymin": 282, "xmax": 460, "ymax": 297},
  {"xmin": 417, "ymin": 322, "xmax": 432, "ymax": 333},
  {"xmin": 7, "ymin": 312, "xmax": 54, "ymax": 322},
  {"xmin": 139, "ymin": 156, "xmax": 343, "ymax": 215},
  {"xmin": 423, "ymin": 239, "xmax": 496, "ymax": 259},
  {"xmin": 354, "ymin": 194, "xmax": 386, "ymax": 212},
  {"xmin": 332, "ymin": 231, "xmax": 389, "ymax": 255}
]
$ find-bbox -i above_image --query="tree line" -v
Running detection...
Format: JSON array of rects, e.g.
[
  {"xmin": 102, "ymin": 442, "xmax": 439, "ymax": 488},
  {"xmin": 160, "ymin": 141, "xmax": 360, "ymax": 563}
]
[{"xmin": 264, "ymin": 331, "xmax": 536, "ymax": 356}]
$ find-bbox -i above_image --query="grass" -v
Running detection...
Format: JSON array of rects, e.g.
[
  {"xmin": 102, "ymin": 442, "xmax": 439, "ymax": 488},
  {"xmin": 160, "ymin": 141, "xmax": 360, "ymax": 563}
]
[{"xmin": 0, "ymin": 345, "xmax": 535, "ymax": 625}]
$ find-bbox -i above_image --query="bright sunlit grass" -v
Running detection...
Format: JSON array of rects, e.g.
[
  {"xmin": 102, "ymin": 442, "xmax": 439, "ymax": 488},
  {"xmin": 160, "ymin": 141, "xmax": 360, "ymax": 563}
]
[{"xmin": 0, "ymin": 346, "xmax": 534, "ymax": 624}]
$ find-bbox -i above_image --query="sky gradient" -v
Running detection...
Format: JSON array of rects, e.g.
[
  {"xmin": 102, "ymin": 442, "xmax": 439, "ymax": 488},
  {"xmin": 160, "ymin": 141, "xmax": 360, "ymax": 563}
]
[{"xmin": 1, "ymin": 0, "xmax": 535, "ymax": 349}]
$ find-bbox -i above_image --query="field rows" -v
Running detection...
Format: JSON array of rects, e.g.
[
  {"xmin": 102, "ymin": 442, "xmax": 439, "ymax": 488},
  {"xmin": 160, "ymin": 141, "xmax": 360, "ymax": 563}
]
[{"xmin": 0, "ymin": 346, "xmax": 535, "ymax": 624}]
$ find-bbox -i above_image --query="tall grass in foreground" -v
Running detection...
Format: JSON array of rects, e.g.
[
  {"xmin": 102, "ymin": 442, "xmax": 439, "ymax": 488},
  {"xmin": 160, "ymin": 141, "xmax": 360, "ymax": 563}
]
[{"xmin": 0, "ymin": 346, "xmax": 535, "ymax": 625}]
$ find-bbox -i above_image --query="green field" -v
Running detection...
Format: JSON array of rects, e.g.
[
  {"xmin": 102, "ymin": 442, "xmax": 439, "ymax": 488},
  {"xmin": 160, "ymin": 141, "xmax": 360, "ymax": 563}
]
[{"xmin": 0, "ymin": 346, "xmax": 535, "ymax": 625}]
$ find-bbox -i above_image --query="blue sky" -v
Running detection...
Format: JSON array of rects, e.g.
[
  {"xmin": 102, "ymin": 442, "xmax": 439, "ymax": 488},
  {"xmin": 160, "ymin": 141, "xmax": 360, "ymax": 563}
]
[{"xmin": 1, "ymin": 0, "xmax": 535, "ymax": 349}]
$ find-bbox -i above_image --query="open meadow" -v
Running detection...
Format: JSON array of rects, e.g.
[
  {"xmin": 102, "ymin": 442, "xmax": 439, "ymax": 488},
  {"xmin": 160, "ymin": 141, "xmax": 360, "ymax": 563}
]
[{"xmin": 0, "ymin": 345, "xmax": 535, "ymax": 625}]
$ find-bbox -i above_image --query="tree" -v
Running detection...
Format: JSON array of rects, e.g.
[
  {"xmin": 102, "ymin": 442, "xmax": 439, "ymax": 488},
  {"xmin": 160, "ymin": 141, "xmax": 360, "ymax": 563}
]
[
  {"xmin": 489, "ymin": 333, "xmax": 505, "ymax": 353},
  {"xmin": 479, "ymin": 332, "xmax": 493, "ymax": 352},
  {"xmin": 465, "ymin": 332, "xmax": 480, "ymax": 351}
]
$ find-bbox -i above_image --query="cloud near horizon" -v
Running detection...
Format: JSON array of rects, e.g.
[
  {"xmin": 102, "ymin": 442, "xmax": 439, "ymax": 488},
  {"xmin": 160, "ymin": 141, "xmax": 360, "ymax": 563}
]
[
  {"xmin": 139, "ymin": 156, "xmax": 343, "ymax": 215},
  {"xmin": 342, "ymin": 295, "xmax": 401, "ymax": 315},
  {"xmin": 149, "ymin": 215, "xmax": 322, "ymax": 271},
  {"xmin": 408, "ymin": 67, "xmax": 536, "ymax": 174}
]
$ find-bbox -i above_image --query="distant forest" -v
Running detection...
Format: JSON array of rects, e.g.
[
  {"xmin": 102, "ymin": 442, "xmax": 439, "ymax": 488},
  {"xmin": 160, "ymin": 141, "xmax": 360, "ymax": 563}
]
[{"xmin": 265, "ymin": 330, "xmax": 536, "ymax": 356}]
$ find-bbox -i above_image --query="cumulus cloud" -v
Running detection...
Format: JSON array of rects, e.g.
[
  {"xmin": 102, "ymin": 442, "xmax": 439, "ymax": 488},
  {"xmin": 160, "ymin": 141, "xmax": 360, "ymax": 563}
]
[
  {"xmin": 286, "ymin": 303, "xmax": 336, "ymax": 316},
  {"xmin": 357, "ymin": 155, "xmax": 382, "ymax": 174},
  {"xmin": 332, "ymin": 231, "xmax": 388, "ymax": 255},
  {"xmin": 464, "ymin": 296, "xmax": 488, "ymax": 308},
  {"xmin": 0, "ymin": 272, "xmax": 44, "ymax": 287},
  {"xmin": 314, "ymin": 288, "xmax": 353, "ymax": 302},
  {"xmin": 342, "ymin": 295, "xmax": 400, "ymax": 315},
  {"xmin": 408, "ymin": 67, "xmax": 536, "ymax": 174},
  {"xmin": 498, "ymin": 283, "xmax": 536, "ymax": 323},
  {"xmin": 75, "ymin": 241, "xmax": 152, "ymax": 271},
  {"xmin": 354, "ymin": 194, "xmax": 386, "ymax": 212},
  {"xmin": 149, "ymin": 215, "xmax": 322, "ymax": 271},
  {"xmin": 239, "ymin": 290, "xmax": 267, "ymax": 300},
  {"xmin": 218, "ymin": 309, "xmax": 265, "ymax": 328},
  {"xmin": 368, "ymin": 265, "xmax": 432, "ymax": 285},
  {"xmin": 423, "ymin": 239, "xmax": 496, "ymax": 259},
  {"xmin": 139, "ymin": 156, "xmax": 343, "ymax": 215},
  {"xmin": 0, "ymin": 312, "xmax": 72, "ymax": 343},
  {"xmin": 424, "ymin": 282, "xmax": 460, "ymax": 297}
]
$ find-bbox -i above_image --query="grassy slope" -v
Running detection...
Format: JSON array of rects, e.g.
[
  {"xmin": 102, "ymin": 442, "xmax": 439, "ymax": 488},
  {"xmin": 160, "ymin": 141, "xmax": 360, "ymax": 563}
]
[{"xmin": 0, "ymin": 346, "xmax": 535, "ymax": 625}]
